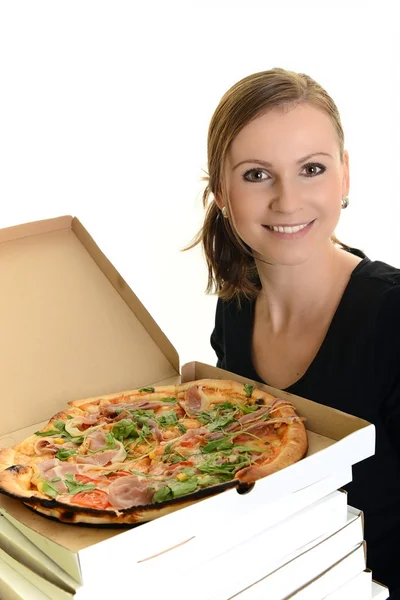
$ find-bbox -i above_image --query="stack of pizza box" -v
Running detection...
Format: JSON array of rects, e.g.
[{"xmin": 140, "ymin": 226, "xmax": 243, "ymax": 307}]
[{"xmin": 0, "ymin": 216, "xmax": 390, "ymax": 600}]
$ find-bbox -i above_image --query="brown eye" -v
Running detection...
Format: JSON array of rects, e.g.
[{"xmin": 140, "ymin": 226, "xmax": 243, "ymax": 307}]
[
  {"xmin": 243, "ymin": 169, "xmax": 269, "ymax": 182},
  {"xmin": 302, "ymin": 163, "xmax": 326, "ymax": 177}
]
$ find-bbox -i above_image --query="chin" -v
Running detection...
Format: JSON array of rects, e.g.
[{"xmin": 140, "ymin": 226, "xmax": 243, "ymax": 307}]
[{"xmin": 251, "ymin": 244, "xmax": 318, "ymax": 268}]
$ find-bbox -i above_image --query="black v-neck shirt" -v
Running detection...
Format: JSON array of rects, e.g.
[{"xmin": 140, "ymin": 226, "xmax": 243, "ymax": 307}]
[{"xmin": 211, "ymin": 253, "xmax": 400, "ymax": 594}]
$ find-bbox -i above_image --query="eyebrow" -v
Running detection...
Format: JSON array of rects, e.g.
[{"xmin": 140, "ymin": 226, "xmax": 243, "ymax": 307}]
[{"xmin": 232, "ymin": 152, "xmax": 333, "ymax": 170}]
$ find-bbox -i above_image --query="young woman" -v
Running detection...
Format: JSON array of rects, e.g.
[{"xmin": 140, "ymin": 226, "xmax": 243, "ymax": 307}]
[{"xmin": 192, "ymin": 68, "xmax": 400, "ymax": 598}]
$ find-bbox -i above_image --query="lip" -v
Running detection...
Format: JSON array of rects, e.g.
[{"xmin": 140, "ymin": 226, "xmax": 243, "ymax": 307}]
[
  {"xmin": 262, "ymin": 219, "xmax": 315, "ymax": 240},
  {"xmin": 264, "ymin": 221, "xmax": 313, "ymax": 228}
]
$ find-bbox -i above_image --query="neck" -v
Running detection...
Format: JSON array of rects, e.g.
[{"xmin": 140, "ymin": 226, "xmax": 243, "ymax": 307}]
[{"xmin": 254, "ymin": 243, "xmax": 355, "ymax": 334}]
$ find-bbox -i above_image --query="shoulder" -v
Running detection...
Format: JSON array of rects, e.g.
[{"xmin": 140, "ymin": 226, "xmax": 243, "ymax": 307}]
[
  {"xmin": 352, "ymin": 256, "xmax": 400, "ymax": 288},
  {"xmin": 214, "ymin": 295, "xmax": 254, "ymax": 325}
]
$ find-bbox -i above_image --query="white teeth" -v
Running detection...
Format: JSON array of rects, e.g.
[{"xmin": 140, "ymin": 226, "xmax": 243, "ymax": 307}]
[{"xmin": 270, "ymin": 223, "xmax": 309, "ymax": 234}]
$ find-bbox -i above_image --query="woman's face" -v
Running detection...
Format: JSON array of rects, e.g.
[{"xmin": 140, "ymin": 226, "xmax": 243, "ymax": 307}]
[{"xmin": 223, "ymin": 103, "xmax": 349, "ymax": 267}]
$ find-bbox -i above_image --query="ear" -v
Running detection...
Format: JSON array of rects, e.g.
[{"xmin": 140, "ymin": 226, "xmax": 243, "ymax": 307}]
[
  {"xmin": 342, "ymin": 150, "xmax": 350, "ymax": 196},
  {"xmin": 214, "ymin": 192, "xmax": 224, "ymax": 210}
]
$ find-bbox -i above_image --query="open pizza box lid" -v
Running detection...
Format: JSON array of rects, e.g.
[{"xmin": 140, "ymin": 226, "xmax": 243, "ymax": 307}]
[{"xmin": 0, "ymin": 216, "xmax": 375, "ymax": 597}]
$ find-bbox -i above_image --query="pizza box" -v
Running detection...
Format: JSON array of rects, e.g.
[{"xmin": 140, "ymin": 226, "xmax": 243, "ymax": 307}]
[
  {"xmin": 0, "ymin": 216, "xmax": 375, "ymax": 594},
  {"xmin": 0, "ymin": 513, "xmax": 78, "ymax": 594},
  {"xmin": 133, "ymin": 489, "xmax": 351, "ymax": 600},
  {"xmin": 221, "ymin": 505, "xmax": 364, "ymax": 600},
  {"xmin": 371, "ymin": 580, "xmax": 390, "ymax": 600},
  {"xmin": 0, "ymin": 555, "xmax": 53, "ymax": 600},
  {"xmin": 0, "ymin": 489, "xmax": 349, "ymax": 600},
  {"xmin": 285, "ymin": 543, "xmax": 366, "ymax": 599},
  {"xmin": 322, "ymin": 570, "xmax": 372, "ymax": 600},
  {"xmin": 0, "ymin": 467, "xmax": 352, "ymax": 595}
]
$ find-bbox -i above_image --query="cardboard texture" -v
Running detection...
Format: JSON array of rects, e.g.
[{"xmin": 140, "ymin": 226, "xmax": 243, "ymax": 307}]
[
  {"xmin": 0, "ymin": 216, "xmax": 376, "ymax": 598},
  {"xmin": 0, "ymin": 215, "xmax": 179, "ymax": 444}
]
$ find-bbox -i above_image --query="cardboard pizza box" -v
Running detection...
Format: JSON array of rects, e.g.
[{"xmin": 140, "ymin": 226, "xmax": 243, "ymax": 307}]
[
  {"xmin": 1, "ymin": 491, "xmax": 351, "ymax": 600},
  {"xmin": 0, "ymin": 554, "xmax": 55, "ymax": 600},
  {"xmin": 290, "ymin": 568, "xmax": 372, "ymax": 600},
  {"xmin": 286, "ymin": 544, "xmax": 366, "ymax": 599},
  {"xmin": 223, "ymin": 506, "xmax": 364, "ymax": 600},
  {"xmin": 0, "ymin": 514, "xmax": 78, "ymax": 593},
  {"xmin": 0, "ymin": 467, "xmax": 352, "ymax": 593},
  {"xmin": 371, "ymin": 580, "xmax": 390, "ymax": 599},
  {"xmin": 0, "ymin": 216, "xmax": 375, "ymax": 596}
]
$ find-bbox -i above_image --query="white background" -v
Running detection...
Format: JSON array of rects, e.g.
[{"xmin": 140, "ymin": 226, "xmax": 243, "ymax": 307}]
[{"xmin": 0, "ymin": 0, "xmax": 398, "ymax": 368}]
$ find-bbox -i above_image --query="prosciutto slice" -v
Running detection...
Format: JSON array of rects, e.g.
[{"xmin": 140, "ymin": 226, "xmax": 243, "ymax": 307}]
[
  {"xmin": 64, "ymin": 415, "xmax": 98, "ymax": 437},
  {"xmin": 34, "ymin": 439, "xmax": 75, "ymax": 456},
  {"xmin": 108, "ymin": 475, "xmax": 154, "ymax": 509},
  {"xmin": 85, "ymin": 429, "xmax": 108, "ymax": 451},
  {"xmin": 185, "ymin": 386, "xmax": 204, "ymax": 413},
  {"xmin": 38, "ymin": 459, "xmax": 80, "ymax": 493},
  {"xmin": 226, "ymin": 407, "xmax": 273, "ymax": 432},
  {"xmin": 76, "ymin": 441, "xmax": 127, "ymax": 466}
]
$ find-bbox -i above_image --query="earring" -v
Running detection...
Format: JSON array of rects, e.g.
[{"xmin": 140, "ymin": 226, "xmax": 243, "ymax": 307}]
[
  {"xmin": 221, "ymin": 206, "xmax": 228, "ymax": 218},
  {"xmin": 341, "ymin": 196, "xmax": 349, "ymax": 209}
]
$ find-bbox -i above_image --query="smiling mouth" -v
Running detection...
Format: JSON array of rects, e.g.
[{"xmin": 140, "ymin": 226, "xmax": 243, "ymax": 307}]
[{"xmin": 264, "ymin": 221, "xmax": 314, "ymax": 234}]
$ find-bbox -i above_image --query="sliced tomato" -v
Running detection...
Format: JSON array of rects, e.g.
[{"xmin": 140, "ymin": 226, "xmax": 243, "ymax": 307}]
[
  {"xmin": 75, "ymin": 474, "xmax": 99, "ymax": 484},
  {"xmin": 165, "ymin": 460, "xmax": 194, "ymax": 472},
  {"xmin": 73, "ymin": 490, "xmax": 110, "ymax": 510},
  {"xmin": 179, "ymin": 439, "xmax": 197, "ymax": 448},
  {"xmin": 105, "ymin": 471, "xmax": 132, "ymax": 481}
]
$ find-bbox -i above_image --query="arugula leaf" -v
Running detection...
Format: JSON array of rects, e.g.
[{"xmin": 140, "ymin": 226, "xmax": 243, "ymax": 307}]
[
  {"xmin": 157, "ymin": 411, "xmax": 178, "ymax": 428},
  {"xmin": 233, "ymin": 444, "xmax": 269, "ymax": 452},
  {"xmin": 152, "ymin": 486, "xmax": 173, "ymax": 503},
  {"xmin": 197, "ymin": 411, "xmax": 212, "ymax": 425},
  {"xmin": 168, "ymin": 479, "xmax": 198, "ymax": 497},
  {"xmin": 162, "ymin": 397, "xmax": 177, "ymax": 405},
  {"xmin": 202, "ymin": 439, "xmax": 234, "ymax": 453},
  {"xmin": 152, "ymin": 479, "xmax": 199, "ymax": 503},
  {"xmin": 196, "ymin": 474, "xmax": 232, "ymax": 486},
  {"xmin": 55, "ymin": 449, "xmax": 77, "ymax": 461},
  {"xmin": 177, "ymin": 422, "xmax": 187, "ymax": 434},
  {"xmin": 139, "ymin": 387, "xmax": 155, "ymax": 393},
  {"xmin": 197, "ymin": 462, "xmax": 237, "ymax": 475},
  {"xmin": 34, "ymin": 429, "xmax": 60, "ymax": 437},
  {"xmin": 47, "ymin": 420, "xmax": 84, "ymax": 444},
  {"xmin": 182, "ymin": 467, "xmax": 195, "ymax": 476},
  {"xmin": 127, "ymin": 409, "xmax": 155, "ymax": 424},
  {"xmin": 141, "ymin": 424, "xmax": 151, "ymax": 439},
  {"xmin": 244, "ymin": 384, "xmax": 255, "ymax": 398},
  {"xmin": 207, "ymin": 414, "xmax": 235, "ymax": 432},
  {"xmin": 66, "ymin": 415, "xmax": 73, "ymax": 419},
  {"xmin": 49, "ymin": 477, "xmax": 61, "ymax": 483},
  {"xmin": 112, "ymin": 419, "xmax": 138, "ymax": 441},
  {"xmin": 64, "ymin": 475, "xmax": 96, "ymax": 495},
  {"xmin": 105, "ymin": 432, "xmax": 117, "ymax": 448},
  {"xmin": 41, "ymin": 481, "xmax": 59, "ymax": 499},
  {"xmin": 161, "ymin": 441, "xmax": 184, "ymax": 463},
  {"xmin": 218, "ymin": 402, "xmax": 237, "ymax": 411},
  {"xmin": 239, "ymin": 404, "xmax": 259, "ymax": 414},
  {"xmin": 169, "ymin": 454, "xmax": 185, "ymax": 464}
]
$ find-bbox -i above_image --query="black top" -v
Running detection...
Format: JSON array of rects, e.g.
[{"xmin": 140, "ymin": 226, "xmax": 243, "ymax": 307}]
[{"xmin": 211, "ymin": 253, "xmax": 400, "ymax": 594}]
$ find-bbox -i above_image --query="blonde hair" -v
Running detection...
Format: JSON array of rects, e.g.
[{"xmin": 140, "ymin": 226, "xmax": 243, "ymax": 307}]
[{"xmin": 188, "ymin": 68, "xmax": 348, "ymax": 301}]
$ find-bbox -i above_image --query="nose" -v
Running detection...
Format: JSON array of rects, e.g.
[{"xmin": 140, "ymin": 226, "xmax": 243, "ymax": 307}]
[{"xmin": 269, "ymin": 180, "xmax": 301, "ymax": 214}]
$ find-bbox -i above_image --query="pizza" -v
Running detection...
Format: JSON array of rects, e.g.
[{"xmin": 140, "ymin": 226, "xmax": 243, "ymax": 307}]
[{"xmin": 0, "ymin": 379, "xmax": 308, "ymax": 526}]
